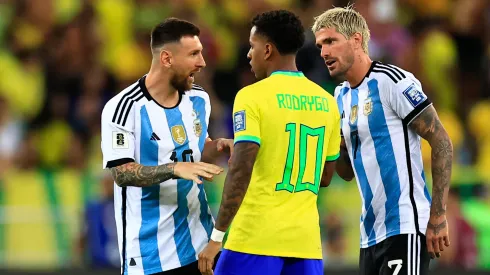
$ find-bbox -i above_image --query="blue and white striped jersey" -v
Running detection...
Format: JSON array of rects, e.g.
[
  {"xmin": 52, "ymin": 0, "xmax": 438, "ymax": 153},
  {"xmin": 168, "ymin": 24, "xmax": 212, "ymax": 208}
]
[
  {"xmin": 334, "ymin": 61, "xmax": 432, "ymax": 248},
  {"xmin": 101, "ymin": 76, "xmax": 214, "ymax": 274}
]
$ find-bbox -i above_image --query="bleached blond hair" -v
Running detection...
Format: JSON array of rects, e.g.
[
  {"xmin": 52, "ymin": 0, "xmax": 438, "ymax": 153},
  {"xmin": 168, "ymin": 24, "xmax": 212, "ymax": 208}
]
[{"xmin": 312, "ymin": 5, "xmax": 370, "ymax": 54}]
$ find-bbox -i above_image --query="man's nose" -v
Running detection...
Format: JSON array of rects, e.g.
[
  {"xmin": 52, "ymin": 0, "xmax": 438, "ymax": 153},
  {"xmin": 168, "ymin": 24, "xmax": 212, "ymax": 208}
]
[
  {"xmin": 321, "ymin": 46, "xmax": 330, "ymax": 59},
  {"xmin": 197, "ymin": 54, "xmax": 206, "ymax": 68}
]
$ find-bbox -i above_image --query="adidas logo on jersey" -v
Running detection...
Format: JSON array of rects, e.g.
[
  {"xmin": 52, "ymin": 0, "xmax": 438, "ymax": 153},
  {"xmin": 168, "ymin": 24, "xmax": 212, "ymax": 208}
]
[{"xmin": 150, "ymin": 132, "xmax": 160, "ymax": 141}]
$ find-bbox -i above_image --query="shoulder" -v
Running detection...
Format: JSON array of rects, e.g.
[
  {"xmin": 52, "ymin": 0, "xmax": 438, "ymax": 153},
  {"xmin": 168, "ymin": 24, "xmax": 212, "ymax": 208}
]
[
  {"xmin": 302, "ymin": 78, "xmax": 336, "ymax": 100},
  {"xmin": 102, "ymin": 79, "xmax": 144, "ymax": 127},
  {"xmin": 234, "ymin": 81, "xmax": 263, "ymax": 103},
  {"xmin": 334, "ymin": 81, "xmax": 349, "ymax": 98},
  {"xmin": 185, "ymin": 84, "xmax": 210, "ymax": 103},
  {"xmin": 369, "ymin": 62, "xmax": 421, "ymax": 92}
]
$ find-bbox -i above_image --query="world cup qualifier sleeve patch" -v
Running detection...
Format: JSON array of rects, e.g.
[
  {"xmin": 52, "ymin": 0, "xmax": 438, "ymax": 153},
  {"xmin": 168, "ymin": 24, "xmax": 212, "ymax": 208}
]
[
  {"xmin": 113, "ymin": 132, "xmax": 129, "ymax": 149},
  {"xmin": 233, "ymin": 110, "xmax": 246, "ymax": 132},
  {"xmin": 402, "ymin": 84, "xmax": 426, "ymax": 107}
]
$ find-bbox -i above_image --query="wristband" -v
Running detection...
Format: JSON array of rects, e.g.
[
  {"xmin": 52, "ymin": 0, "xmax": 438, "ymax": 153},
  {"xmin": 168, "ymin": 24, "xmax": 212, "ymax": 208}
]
[{"xmin": 210, "ymin": 228, "xmax": 225, "ymax": 242}]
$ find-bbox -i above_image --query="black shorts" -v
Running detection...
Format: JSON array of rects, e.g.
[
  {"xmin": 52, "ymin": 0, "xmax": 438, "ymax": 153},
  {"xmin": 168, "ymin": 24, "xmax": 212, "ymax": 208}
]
[
  {"xmin": 152, "ymin": 252, "xmax": 221, "ymax": 275},
  {"xmin": 360, "ymin": 233, "xmax": 430, "ymax": 275}
]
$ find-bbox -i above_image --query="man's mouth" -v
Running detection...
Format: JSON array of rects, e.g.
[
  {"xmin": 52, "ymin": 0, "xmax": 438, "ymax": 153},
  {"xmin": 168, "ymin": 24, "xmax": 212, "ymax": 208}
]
[{"xmin": 326, "ymin": 59, "xmax": 336, "ymax": 68}]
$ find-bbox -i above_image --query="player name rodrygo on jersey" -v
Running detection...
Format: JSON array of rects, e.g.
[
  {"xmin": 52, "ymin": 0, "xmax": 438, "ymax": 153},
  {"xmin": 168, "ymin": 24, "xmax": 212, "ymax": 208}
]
[
  {"xmin": 101, "ymin": 76, "xmax": 214, "ymax": 274},
  {"xmin": 226, "ymin": 71, "xmax": 341, "ymax": 259},
  {"xmin": 334, "ymin": 61, "xmax": 432, "ymax": 248}
]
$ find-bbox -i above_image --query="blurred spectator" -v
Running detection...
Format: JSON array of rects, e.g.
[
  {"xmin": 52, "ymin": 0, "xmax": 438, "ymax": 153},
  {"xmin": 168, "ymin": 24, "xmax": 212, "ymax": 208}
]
[
  {"xmin": 0, "ymin": 95, "xmax": 24, "ymax": 171},
  {"xmin": 323, "ymin": 214, "xmax": 347, "ymax": 269},
  {"xmin": 75, "ymin": 171, "xmax": 119, "ymax": 269},
  {"xmin": 439, "ymin": 189, "xmax": 478, "ymax": 269}
]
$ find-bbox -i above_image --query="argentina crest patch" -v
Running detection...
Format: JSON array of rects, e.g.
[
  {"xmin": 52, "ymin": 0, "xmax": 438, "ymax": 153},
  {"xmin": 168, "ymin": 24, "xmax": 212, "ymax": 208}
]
[
  {"xmin": 233, "ymin": 110, "xmax": 246, "ymax": 132},
  {"xmin": 402, "ymin": 84, "xmax": 426, "ymax": 107}
]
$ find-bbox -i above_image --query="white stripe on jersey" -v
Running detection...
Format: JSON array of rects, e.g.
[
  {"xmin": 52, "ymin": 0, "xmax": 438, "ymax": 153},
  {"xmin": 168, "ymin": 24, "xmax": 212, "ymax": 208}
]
[
  {"xmin": 334, "ymin": 62, "xmax": 431, "ymax": 248},
  {"xmin": 101, "ymin": 76, "xmax": 214, "ymax": 274}
]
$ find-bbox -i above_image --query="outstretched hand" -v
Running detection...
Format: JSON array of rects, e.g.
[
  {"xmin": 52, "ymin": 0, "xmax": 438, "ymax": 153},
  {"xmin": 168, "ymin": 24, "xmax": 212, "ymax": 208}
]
[{"xmin": 173, "ymin": 162, "xmax": 223, "ymax": 184}]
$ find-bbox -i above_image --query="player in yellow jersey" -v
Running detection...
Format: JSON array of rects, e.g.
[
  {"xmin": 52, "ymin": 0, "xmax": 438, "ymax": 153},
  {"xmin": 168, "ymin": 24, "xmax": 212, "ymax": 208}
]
[{"xmin": 198, "ymin": 10, "xmax": 341, "ymax": 275}]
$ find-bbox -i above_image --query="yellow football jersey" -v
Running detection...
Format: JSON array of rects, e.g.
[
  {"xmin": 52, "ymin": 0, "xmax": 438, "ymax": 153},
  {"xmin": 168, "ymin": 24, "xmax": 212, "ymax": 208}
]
[{"xmin": 225, "ymin": 71, "xmax": 341, "ymax": 259}]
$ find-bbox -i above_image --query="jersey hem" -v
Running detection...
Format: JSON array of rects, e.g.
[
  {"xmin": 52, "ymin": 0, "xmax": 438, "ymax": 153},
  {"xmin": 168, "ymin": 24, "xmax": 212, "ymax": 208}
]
[
  {"xmin": 223, "ymin": 246, "xmax": 322, "ymax": 260},
  {"xmin": 138, "ymin": 266, "xmax": 164, "ymax": 275},
  {"xmin": 234, "ymin": 135, "xmax": 261, "ymax": 146},
  {"xmin": 403, "ymin": 99, "xmax": 432, "ymax": 125},
  {"xmin": 360, "ymin": 228, "xmax": 424, "ymax": 248},
  {"xmin": 106, "ymin": 158, "xmax": 135, "ymax": 168},
  {"xmin": 326, "ymin": 153, "xmax": 340, "ymax": 162},
  {"xmin": 136, "ymin": 257, "xmax": 197, "ymax": 274}
]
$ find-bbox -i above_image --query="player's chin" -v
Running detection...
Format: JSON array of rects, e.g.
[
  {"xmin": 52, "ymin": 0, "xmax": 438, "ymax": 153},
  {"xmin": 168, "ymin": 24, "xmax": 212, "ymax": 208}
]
[
  {"xmin": 328, "ymin": 68, "xmax": 343, "ymax": 79},
  {"xmin": 183, "ymin": 80, "xmax": 193, "ymax": 91}
]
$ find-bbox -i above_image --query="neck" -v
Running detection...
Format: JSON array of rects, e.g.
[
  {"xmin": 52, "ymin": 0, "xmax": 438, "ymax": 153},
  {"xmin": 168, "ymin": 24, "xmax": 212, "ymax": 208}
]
[
  {"xmin": 345, "ymin": 52, "xmax": 372, "ymax": 88},
  {"xmin": 145, "ymin": 65, "xmax": 180, "ymax": 107},
  {"xmin": 266, "ymin": 55, "xmax": 298, "ymax": 77}
]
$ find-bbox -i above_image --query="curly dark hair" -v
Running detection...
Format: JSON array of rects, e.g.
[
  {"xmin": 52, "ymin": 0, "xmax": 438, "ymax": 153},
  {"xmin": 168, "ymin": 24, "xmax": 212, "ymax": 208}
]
[
  {"xmin": 251, "ymin": 10, "xmax": 305, "ymax": 55},
  {"xmin": 151, "ymin": 18, "xmax": 200, "ymax": 49}
]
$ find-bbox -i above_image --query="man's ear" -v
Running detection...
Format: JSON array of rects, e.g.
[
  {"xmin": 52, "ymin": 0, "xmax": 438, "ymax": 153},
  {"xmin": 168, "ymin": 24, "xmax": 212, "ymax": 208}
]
[
  {"xmin": 351, "ymin": 32, "xmax": 363, "ymax": 51},
  {"xmin": 160, "ymin": 50, "xmax": 172, "ymax": 67},
  {"xmin": 264, "ymin": 43, "xmax": 273, "ymax": 61}
]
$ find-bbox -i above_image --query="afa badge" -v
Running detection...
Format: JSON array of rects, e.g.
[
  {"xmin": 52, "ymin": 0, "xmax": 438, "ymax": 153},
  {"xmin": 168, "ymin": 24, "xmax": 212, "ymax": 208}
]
[
  {"xmin": 350, "ymin": 105, "xmax": 358, "ymax": 125},
  {"xmin": 192, "ymin": 110, "xmax": 202, "ymax": 137},
  {"xmin": 171, "ymin": 125, "xmax": 187, "ymax": 145},
  {"xmin": 233, "ymin": 110, "xmax": 246, "ymax": 132},
  {"xmin": 364, "ymin": 98, "xmax": 373, "ymax": 116}
]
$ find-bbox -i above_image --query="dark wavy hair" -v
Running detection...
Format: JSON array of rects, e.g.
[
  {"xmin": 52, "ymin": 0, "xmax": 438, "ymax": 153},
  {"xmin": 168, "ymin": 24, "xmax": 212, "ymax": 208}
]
[{"xmin": 251, "ymin": 10, "xmax": 305, "ymax": 55}]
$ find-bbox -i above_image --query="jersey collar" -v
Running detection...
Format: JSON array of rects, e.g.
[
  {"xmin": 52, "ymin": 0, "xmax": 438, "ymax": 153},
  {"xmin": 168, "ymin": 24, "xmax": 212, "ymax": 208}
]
[{"xmin": 270, "ymin": 71, "xmax": 304, "ymax": 77}]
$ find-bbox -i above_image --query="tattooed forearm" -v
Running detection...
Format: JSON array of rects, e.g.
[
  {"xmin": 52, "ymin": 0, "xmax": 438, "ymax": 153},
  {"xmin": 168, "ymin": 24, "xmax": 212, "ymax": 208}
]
[
  {"xmin": 110, "ymin": 162, "xmax": 176, "ymax": 187},
  {"xmin": 410, "ymin": 106, "xmax": 453, "ymax": 217},
  {"xmin": 336, "ymin": 138, "xmax": 354, "ymax": 181},
  {"xmin": 215, "ymin": 142, "xmax": 259, "ymax": 231}
]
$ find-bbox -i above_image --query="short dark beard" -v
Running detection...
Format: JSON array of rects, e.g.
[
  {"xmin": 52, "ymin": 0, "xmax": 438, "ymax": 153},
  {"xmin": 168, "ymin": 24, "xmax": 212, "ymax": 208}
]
[
  {"xmin": 329, "ymin": 49, "xmax": 355, "ymax": 79},
  {"xmin": 170, "ymin": 74, "xmax": 191, "ymax": 94}
]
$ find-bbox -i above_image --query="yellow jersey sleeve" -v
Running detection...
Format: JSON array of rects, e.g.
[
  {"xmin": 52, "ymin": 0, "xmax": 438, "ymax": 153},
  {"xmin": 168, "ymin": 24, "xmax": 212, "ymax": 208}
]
[
  {"xmin": 232, "ymin": 89, "xmax": 261, "ymax": 146},
  {"xmin": 326, "ymin": 103, "xmax": 341, "ymax": 161}
]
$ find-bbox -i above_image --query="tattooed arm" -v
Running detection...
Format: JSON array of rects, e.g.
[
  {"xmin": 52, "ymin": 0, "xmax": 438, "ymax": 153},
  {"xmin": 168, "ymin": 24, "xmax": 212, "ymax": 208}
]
[
  {"xmin": 409, "ymin": 105, "xmax": 452, "ymax": 258},
  {"xmin": 109, "ymin": 162, "xmax": 176, "ymax": 187},
  {"xmin": 214, "ymin": 142, "xmax": 259, "ymax": 231},
  {"xmin": 336, "ymin": 138, "xmax": 354, "ymax": 181},
  {"xmin": 109, "ymin": 161, "xmax": 223, "ymax": 187}
]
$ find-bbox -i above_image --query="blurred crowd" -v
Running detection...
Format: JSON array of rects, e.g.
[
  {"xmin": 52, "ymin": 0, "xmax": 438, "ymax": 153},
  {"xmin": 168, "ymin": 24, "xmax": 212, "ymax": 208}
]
[{"xmin": 0, "ymin": 0, "xmax": 489, "ymax": 272}]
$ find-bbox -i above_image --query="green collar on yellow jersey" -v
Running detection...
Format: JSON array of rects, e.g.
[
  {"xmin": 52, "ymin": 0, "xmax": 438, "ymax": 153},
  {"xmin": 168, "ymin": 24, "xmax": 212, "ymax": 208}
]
[{"xmin": 270, "ymin": 71, "xmax": 304, "ymax": 77}]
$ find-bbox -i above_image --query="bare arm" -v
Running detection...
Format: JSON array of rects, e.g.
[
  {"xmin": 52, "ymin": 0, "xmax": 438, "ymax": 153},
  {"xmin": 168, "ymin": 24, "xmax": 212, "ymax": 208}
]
[
  {"xmin": 409, "ymin": 106, "xmax": 452, "ymax": 221},
  {"xmin": 409, "ymin": 105, "xmax": 452, "ymax": 257},
  {"xmin": 321, "ymin": 161, "xmax": 337, "ymax": 187},
  {"xmin": 336, "ymin": 137, "xmax": 354, "ymax": 181},
  {"xmin": 110, "ymin": 161, "xmax": 223, "ymax": 187},
  {"xmin": 109, "ymin": 162, "xmax": 176, "ymax": 187},
  {"xmin": 214, "ymin": 142, "xmax": 259, "ymax": 231}
]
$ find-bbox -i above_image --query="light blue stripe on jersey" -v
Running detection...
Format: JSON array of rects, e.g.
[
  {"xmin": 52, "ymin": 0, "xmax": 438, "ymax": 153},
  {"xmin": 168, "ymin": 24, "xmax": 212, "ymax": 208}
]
[
  {"xmin": 190, "ymin": 96, "xmax": 213, "ymax": 239},
  {"xmin": 422, "ymin": 171, "xmax": 432, "ymax": 203},
  {"xmin": 349, "ymin": 88, "xmax": 377, "ymax": 246},
  {"xmin": 337, "ymin": 87, "xmax": 349, "ymax": 128},
  {"xmin": 367, "ymin": 79, "xmax": 401, "ymax": 238},
  {"xmin": 164, "ymin": 107, "xmax": 197, "ymax": 266},
  {"xmin": 139, "ymin": 106, "xmax": 163, "ymax": 273}
]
